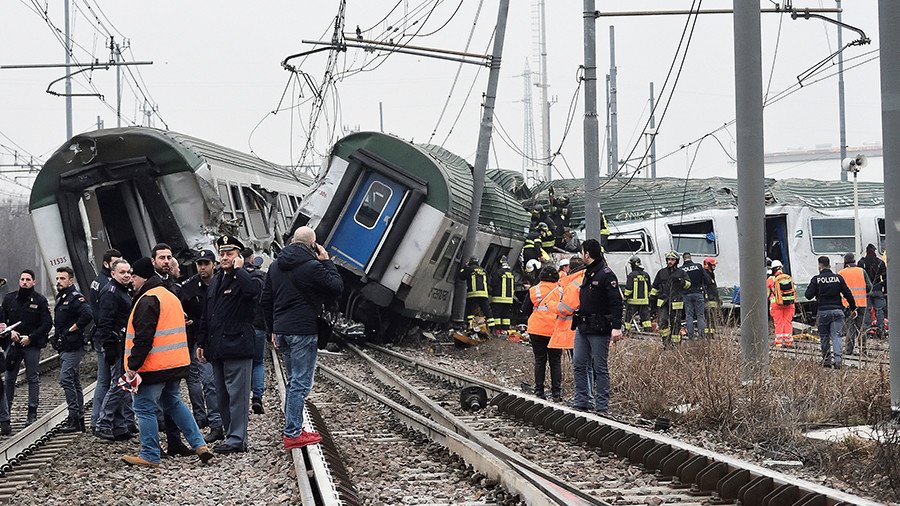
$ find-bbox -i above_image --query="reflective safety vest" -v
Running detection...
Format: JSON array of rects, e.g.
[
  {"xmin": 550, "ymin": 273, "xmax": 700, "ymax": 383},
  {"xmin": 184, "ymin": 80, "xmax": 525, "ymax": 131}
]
[
  {"xmin": 125, "ymin": 286, "xmax": 190, "ymax": 374},
  {"xmin": 490, "ymin": 270, "xmax": 515, "ymax": 304},
  {"xmin": 527, "ymin": 281, "xmax": 559, "ymax": 337},
  {"xmin": 549, "ymin": 270, "xmax": 585, "ymax": 349},
  {"xmin": 466, "ymin": 267, "xmax": 489, "ymax": 299},
  {"xmin": 540, "ymin": 228, "xmax": 556, "ymax": 249},
  {"xmin": 769, "ymin": 272, "xmax": 795, "ymax": 306},
  {"xmin": 624, "ymin": 270, "xmax": 650, "ymax": 305},
  {"xmin": 838, "ymin": 266, "xmax": 868, "ymax": 307}
]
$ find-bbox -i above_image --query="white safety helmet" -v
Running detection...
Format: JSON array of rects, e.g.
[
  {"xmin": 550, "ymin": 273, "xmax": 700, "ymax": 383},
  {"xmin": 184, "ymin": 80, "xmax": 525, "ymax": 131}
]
[
  {"xmin": 559, "ymin": 258, "xmax": 570, "ymax": 268},
  {"xmin": 525, "ymin": 259, "xmax": 542, "ymax": 273},
  {"xmin": 770, "ymin": 259, "xmax": 783, "ymax": 270}
]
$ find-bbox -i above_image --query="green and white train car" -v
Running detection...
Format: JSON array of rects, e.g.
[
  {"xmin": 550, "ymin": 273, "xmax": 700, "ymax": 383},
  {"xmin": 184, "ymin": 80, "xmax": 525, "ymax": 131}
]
[
  {"xmin": 294, "ymin": 131, "xmax": 530, "ymax": 334},
  {"xmin": 29, "ymin": 127, "xmax": 312, "ymax": 290}
]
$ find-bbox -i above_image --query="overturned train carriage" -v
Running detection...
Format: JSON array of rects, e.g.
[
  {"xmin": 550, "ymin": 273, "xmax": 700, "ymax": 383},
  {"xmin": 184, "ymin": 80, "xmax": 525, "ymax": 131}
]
[
  {"xmin": 293, "ymin": 131, "xmax": 530, "ymax": 335},
  {"xmin": 29, "ymin": 127, "xmax": 312, "ymax": 289}
]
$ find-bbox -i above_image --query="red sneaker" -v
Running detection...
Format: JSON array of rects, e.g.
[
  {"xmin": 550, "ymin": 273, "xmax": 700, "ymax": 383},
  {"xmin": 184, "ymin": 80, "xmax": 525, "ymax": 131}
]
[{"xmin": 283, "ymin": 430, "xmax": 322, "ymax": 450}]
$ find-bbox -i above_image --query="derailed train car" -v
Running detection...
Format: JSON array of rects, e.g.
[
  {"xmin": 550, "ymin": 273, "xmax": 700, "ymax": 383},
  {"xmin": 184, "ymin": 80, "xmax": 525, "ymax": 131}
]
[
  {"xmin": 292, "ymin": 131, "xmax": 530, "ymax": 337},
  {"xmin": 29, "ymin": 127, "xmax": 312, "ymax": 289}
]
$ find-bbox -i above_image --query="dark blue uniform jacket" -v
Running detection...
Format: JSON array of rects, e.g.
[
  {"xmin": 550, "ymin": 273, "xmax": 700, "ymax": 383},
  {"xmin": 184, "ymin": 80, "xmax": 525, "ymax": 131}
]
[{"xmin": 198, "ymin": 266, "xmax": 263, "ymax": 360}]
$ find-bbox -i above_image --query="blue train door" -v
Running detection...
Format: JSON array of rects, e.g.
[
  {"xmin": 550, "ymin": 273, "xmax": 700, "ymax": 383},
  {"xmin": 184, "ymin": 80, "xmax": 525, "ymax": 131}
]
[{"xmin": 327, "ymin": 172, "xmax": 407, "ymax": 272}]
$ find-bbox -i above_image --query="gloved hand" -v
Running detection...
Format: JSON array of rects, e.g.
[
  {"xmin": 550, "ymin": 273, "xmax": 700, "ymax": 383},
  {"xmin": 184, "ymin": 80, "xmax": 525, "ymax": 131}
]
[{"xmin": 103, "ymin": 342, "xmax": 118, "ymax": 366}]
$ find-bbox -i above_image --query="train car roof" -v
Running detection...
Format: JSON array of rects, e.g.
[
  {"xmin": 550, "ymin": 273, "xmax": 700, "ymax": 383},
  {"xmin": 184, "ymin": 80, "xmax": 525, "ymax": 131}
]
[
  {"xmin": 530, "ymin": 176, "xmax": 886, "ymax": 228},
  {"xmin": 330, "ymin": 132, "xmax": 530, "ymax": 239},
  {"xmin": 30, "ymin": 127, "xmax": 311, "ymax": 211}
]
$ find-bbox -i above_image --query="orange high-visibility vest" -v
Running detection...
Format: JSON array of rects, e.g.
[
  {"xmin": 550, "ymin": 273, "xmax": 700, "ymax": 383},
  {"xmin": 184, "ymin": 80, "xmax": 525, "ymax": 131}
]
[
  {"xmin": 549, "ymin": 270, "xmax": 585, "ymax": 349},
  {"xmin": 838, "ymin": 266, "xmax": 868, "ymax": 308},
  {"xmin": 124, "ymin": 286, "xmax": 190, "ymax": 374},
  {"xmin": 527, "ymin": 281, "xmax": 559, "ymax": 337}
]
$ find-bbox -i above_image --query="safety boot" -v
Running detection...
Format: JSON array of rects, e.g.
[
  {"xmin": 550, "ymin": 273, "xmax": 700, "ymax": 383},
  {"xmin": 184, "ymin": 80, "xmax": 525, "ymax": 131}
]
[
  {"xmin": 59, "ymin": 415, "xmax": 80, "ymax": 433},
  {"xmin": 26, "ymin": 407, "xmax": 38, "ymax": 425},
  {"xmin": 204, "ymin": 426, "xmax": 225, "ymax": 443},
  {"xmin": 121, "ymin": 455, "xmax": 160, "ymax": 468}
]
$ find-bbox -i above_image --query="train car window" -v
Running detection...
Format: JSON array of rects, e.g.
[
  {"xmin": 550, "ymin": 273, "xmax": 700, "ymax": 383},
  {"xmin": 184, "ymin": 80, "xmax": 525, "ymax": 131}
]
[
  {"xmin": 446, "ymin": 240, "xmax": 466, "ymax": 283},
  {"xmin": 217, "ymin": 182, "xmax": 235, "ymax": 220},
  {"xmin": 242, "ymin": 186, "xmax": 270, "ymax": 237},
  {"xmin": 481, "ymin": 244, "xmax": 511, "ymax": 269},
  {"xmin": 434, "ymin": 235, "xmax": 461, "ymax": 280},
  {"xmin": 668, "ymin": 220, "xmax": 716, "ymax": 255},
  {"xmin": 229, "ymin": 184, "xmax": 249, "ymax": 238},
  {"xmin": 878, "ymin": 218, "xmax": 886, "ymax": 252},
  {"xmin": 606, "ymin": 229, "xmax": 653, "ymax": 253},
  {"xmin": 430, "ymin": 231, "xmax": 451, "ymax": 264},
  {"xmin": 289, "ymin": 195, "xmax": 299, "ymax": 213},
  {"xmin": 810, "ymin": 218, "xmax": 855, "ymax": 253},
  {"xmin": 354, "ymin": 181, "xmax": 392, "ymax": 230},
  {"xmin": 279, "ymin": 194, "xmax": 293, "ymax": 215}
]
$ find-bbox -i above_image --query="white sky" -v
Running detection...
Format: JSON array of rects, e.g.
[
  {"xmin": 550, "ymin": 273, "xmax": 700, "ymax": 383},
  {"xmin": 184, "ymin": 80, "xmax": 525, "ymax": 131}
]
[{"xmin": 0, "ymin": 1, "xmax": 886, "ymax": 191}]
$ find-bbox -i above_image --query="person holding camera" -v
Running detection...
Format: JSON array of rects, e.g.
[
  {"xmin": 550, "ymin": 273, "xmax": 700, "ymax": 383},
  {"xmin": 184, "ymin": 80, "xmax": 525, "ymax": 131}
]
[
  {"xmin": 261, "ymin": 226, "xmax": 343, "ymax": 450},
  {"xmin": 196, "ymin": 235, "xmax": 264, "ymax": 454},
  {"xmin": 51, "ymin": 266, "xmax": 93, "ymax": 433},
  {"xmin": 571, "ymin": 239, "xmax": 623, "ymax": 413},
  {"xmin": 93, "ymin": 259, "xmax": 136, "ymax": 440}
]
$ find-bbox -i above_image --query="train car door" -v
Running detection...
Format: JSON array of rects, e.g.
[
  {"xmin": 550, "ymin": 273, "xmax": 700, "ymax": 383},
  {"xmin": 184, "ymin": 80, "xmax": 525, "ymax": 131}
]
[
  {"xmin": 327, "ymin": 172, "xmax": 407, "ymax": 272},
  {"xmin": 765, "ymin": 214, "xmax": 791, "ymax": 274}
]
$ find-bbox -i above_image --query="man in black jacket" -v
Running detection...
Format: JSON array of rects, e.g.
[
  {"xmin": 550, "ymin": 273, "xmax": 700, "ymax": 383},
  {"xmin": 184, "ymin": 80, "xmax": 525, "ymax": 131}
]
[
  {"xmin": 571, "ymin": 239, "xmax": 623, "ymax": 413},
  {"xmin": 93, "ymin": 259, "xmax": 135, "ymax": 440},
  {"xmin": 179, "ymin": 250, "xmax": 223, "ymax": 442},
  {"xmin": 51, "ymin": 266, "xmax": 93, "ymax": 433},
  {"xmin": 243, "ymin": 248, "xmax": 268, "ymax": 415},
  {"xmin": 858, "ymin": 243, "xmax": 887, "ymax": 338},
  {"xmin": 197, "ymin": 235, "xmax": 264, "ymax": 453},
  {"xmin": 1, "ymin": 269, "xmax": 52, "ymax": 426},
  {"xmin": 89, "ymin": 248, "xmax": 121, "ymax": 312},
  {"xmin": 261, "ymin": 226, "xmax": 343, "ymax": 450},
  {"xmin": 806, "ymin": 256, "xmax": 857, "ymax": 368}
]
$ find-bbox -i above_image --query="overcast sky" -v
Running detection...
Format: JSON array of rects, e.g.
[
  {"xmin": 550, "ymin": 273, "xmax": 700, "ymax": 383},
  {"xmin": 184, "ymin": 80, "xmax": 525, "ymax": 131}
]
[{"xmin": 0, "ymin": 0, "xmax": 886, "ymax": 195}]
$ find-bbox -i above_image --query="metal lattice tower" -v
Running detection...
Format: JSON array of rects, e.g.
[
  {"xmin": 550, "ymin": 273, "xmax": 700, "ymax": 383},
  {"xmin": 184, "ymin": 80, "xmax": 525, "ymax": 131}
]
[{"xmin": 519, "ymin": 61, "xmax": 540, "ymax": 186}]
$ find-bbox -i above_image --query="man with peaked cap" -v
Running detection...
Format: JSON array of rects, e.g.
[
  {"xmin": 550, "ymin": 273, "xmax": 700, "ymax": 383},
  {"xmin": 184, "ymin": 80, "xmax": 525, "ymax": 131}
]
[{"xmin": 197, "ymin": 235, "xmax": 263, "ymax": 453}]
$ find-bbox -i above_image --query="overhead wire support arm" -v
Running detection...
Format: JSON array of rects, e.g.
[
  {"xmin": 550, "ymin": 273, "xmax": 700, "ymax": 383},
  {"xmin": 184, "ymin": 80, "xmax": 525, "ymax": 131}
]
[
  {"xmin": 294, "ymin": 39, "xmax": 493, "ymax": 68},
  {"xmin": 591, "ymin": 7, "xmax": 841, "ymax": 17},
  {"xmin": 0, "ymin": 61, "xmax": 152, "ymax": 70},
  {"xmin": 46, "ymin": 66, "xmax": 108, "ymax": 98}
]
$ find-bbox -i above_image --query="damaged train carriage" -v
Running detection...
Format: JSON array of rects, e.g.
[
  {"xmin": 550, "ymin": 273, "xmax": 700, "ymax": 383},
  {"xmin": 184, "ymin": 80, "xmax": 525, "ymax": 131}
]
[
  {"xmin": 292, "ymin": 131, "xmax": 530, "ymax": 338},
  {"xmin": 29, "ymin": 127, "xmax": 311, "ymax": 289}
]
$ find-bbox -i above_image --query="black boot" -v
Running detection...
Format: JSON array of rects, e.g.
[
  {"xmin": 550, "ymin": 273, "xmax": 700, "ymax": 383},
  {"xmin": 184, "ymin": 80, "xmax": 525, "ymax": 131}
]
[
  {"xmin": 77, "ymin": 417, "xmax": 86, "ymax": 433},
  {"xmin": 26, "ymin": 407, "xmax": 38, "ymax": 425},
  {"xmin": 204, "ymin": 426, "xmax": 225, "ymax": 443},
  {"xmin": 59, "ymin": 415, "xmax": 79, "ymax": 433},
  {"xmin": 251, "ymin": 398, "xmax": 265, "ymax": 415},
  {"xmin": 0, "ymin": 420, "xmax": 10, "ymax": 436}
]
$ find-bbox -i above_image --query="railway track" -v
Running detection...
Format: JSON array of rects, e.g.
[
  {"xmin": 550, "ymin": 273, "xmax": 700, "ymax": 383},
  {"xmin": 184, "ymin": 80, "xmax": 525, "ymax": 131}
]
[
  {"xmin": 0, "ymin": 351, "xmax": 97, "ymax": 502},
  {"xmin": 270, "ymin": 346, "xmax": 358, "ymax": 506},
  {"xmin": 327, "ymin": 343, "xmax": 881, "ymax": 506}
]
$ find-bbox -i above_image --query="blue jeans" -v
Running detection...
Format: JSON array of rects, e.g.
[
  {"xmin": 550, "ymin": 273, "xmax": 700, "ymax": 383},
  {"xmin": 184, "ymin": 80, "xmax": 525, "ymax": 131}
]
[
  {"xmin": 277, "ymin": 334, "xmax": 318, "ymax": 438},
  {"xmin": 682, "ymin": 292, "xmax": 706, "ymax": 338},
  {"xmin": 818, "ymin": 309, "xmax": 845, "ymax": 365},
  {"xmin": 132, "ymin": 379, "xmax": 206, "ymax": 464},
  {"xmin": 252, "ymin": 329, "xmax": 267, "ymax": 400},
  {"xmin": 572, "ymin": 329, "xmax": 611, "ymax": 411}
]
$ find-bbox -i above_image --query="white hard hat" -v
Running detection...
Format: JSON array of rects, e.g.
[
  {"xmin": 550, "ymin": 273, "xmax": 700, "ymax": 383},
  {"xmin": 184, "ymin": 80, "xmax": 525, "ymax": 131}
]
[
  {"xmin": 559, "ymin": 258, "xmax": 570, "ymax": 267},
  {"xmin": 525, "ymin": 259, "xmax": 541, "ymax": 273},
  {"xmin": 770, "ymin": 259, "xmax": 783, "ymax": 269}
]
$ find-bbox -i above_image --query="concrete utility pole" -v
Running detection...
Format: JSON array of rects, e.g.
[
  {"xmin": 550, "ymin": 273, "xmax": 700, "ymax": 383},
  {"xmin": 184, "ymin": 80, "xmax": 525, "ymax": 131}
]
[
  {"xmin": 64, "ymin": 0, "xmax": 73, "ymax": 140},
  {"xmin": 837, "ymin": 0, "xmax": 848, "ymax": 182},
  {"xmin": 379, "ymin": 101, "xmax": 384, "ymax": 132},
  {"xmin": 583, "ymin": 1, "xmax": 601, "ymax": 240},
  {"xmin": 649, "ymin": 81, "xmax": 657, "ymax": 178},
  {"xmin": 733, "ymin": 1, "xmax": 768, "ymax": 375},
  {"xmin": 605, "ymin": 74, "xmax": 612, "ymax": 173},
  {"xmin": 538, "ymin": 0, "xmax": 552, "ymax": 181},
  {"xmin": 453, "ymin": 0, "xmax": 510, "ymax": 320},
  {"xmin": 608, "ymin": 25, "xmax": 619, "ymax": 176},
  {"xmin": 877, "ymin": 0, "xmax": 900, "ymax": 417}
]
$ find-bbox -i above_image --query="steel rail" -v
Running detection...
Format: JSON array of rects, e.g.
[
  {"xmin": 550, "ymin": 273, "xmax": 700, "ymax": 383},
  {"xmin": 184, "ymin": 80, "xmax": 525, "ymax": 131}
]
[
  {"xmin": 345, "ymin": 344, "xmax": 601, "ymax": 506},
  {"xmin": 317, "ymin": 361, "xmax": 607, "ymax": 506},
  {"xmin": 270, "ymin": 347, "xmax": 342, "ymax": 506},
  {"xmin": 363, "ymin": 343, "xmax": 882, "ymax": 506}
]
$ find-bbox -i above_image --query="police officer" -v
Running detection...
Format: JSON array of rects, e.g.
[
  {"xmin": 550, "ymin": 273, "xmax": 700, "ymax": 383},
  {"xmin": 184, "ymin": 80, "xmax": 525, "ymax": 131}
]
[
  {"xmin": 179, "ymin": 250, "xmax": 224, "ymax": 443},
  {"xmin": 650, "ymin": 251, "xmax": 690, "ymax": 347},
  {"xmin": 571, "ymin": 239, "xmax": 623, "ymax": 413},
  {"xmin": 458, "ymin": 258, "xmax": 494, "ymax": 332},
  {"xmin": 1, "ymin": 269, "xmax": 52, "ymax": 426},
  {"xmin": 197, "ymin": 235, "xmax": 264, "ymax": 453},
  {"xmin": 94, "ymin": 259, "xmax": 136, "ymax": 440},
  {"xmin": 680, "ymin": 252, "xmax": 707, "ymax": 339},
  {"xmin": 489, "ymin": 256, "xmax": 515, "ymax": 334},
  {"xmin": 89, "ymin": 249, "xmax": 122, "ymax": 312},
  {"xmin": 806, "ymin": 256, "xmax": 856, "ymax": 369},
  {"xmin": 51, "ymin": 266, "xmax": 93, "ymax": 433},
  {"xmin": 623, "ymin": 256, "xmax": 652, "ymax": 334}
]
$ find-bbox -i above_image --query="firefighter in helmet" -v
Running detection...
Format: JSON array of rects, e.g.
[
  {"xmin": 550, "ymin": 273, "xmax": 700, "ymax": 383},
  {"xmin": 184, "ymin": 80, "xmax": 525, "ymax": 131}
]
[
  {"xmin": 623, "ymin": 256, "xmax": 652, "ymax": 334},
  {"xmin": 650, "ymin": 251, "xmax": 690, "ymax": 346},
  {"xmin": 458, "ymin": 258, "xmax": 495, "ymax": 332}
]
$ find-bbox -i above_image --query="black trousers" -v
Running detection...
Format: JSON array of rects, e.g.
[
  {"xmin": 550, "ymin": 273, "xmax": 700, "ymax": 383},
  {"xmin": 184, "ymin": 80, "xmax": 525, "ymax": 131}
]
[
  {"xmin": 624, "ymin": 304, "xmax": 651, "ymax": 331},
  {"xmin": 465, "ymin": 298, "xmax": 494, "ymax": 328},
  {"xmin": 491, "ymin": 303, "xmax": 513, "ymax": 330},
  {"xmin": 530, "ymin": 334, "xmax": 561, "ymax": 398}
]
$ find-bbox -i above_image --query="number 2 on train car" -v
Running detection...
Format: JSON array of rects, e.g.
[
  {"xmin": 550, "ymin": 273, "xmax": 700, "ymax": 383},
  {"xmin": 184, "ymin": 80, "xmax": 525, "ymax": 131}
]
[{"xmin": 327, "ymin": 172, "xmax": 407, "ymax": 272}]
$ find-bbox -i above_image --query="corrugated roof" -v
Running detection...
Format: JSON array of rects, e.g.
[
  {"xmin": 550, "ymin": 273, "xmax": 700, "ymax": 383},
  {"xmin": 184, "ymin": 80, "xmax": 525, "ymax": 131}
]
[{"xmin": 529, "ymin": 177, "xmax": 884, "ymax": 228}]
